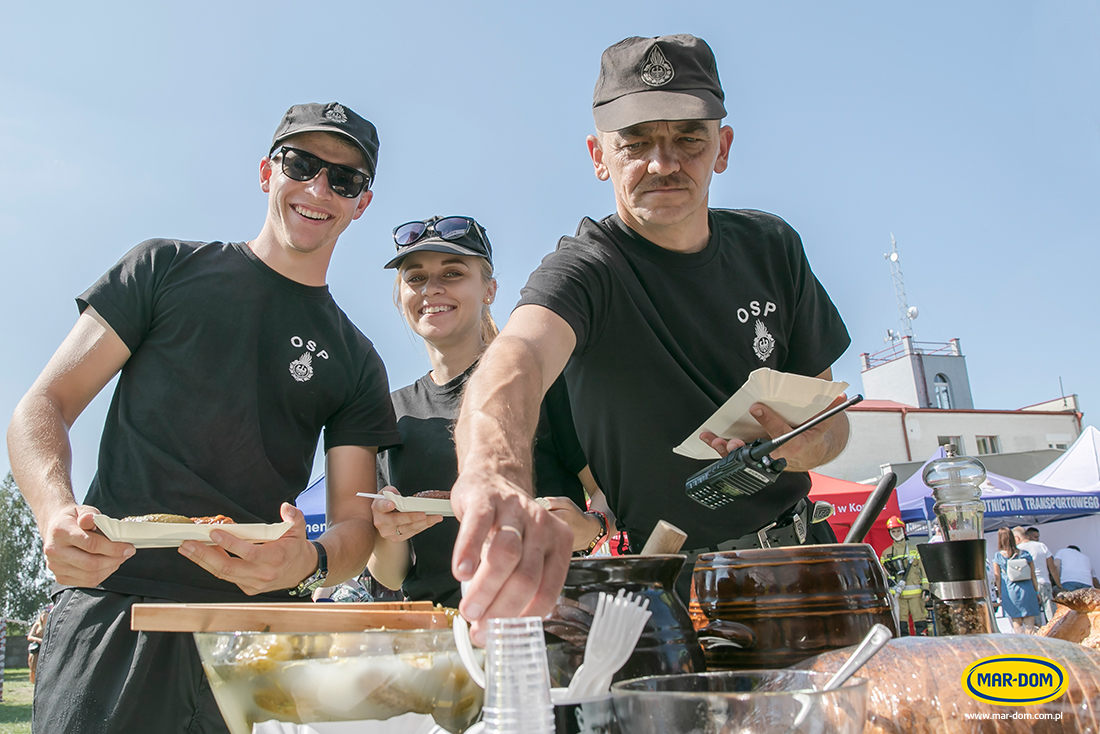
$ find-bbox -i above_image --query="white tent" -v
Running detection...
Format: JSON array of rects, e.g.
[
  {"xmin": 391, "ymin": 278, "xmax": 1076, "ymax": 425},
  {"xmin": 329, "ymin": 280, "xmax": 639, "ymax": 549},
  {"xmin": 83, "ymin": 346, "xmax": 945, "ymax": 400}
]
[
  {"xmin": 1029, "ymin": 425, "xmax": 1100, "ymax": 491},
  {"xmin": 1023, "ymin": 426, "xmax": 1100, "ymax": 573}
]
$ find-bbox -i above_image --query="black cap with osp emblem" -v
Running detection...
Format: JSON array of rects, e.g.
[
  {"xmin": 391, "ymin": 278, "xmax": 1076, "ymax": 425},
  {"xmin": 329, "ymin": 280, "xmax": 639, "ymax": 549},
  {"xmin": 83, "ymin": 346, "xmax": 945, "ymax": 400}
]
[
  {"xmin": 592, "ymin": 35, "xmax": 726, "ymax": 132},
  {"xmin": 270, "ymin": 102, "xmax": 379, "ymax": 180}
]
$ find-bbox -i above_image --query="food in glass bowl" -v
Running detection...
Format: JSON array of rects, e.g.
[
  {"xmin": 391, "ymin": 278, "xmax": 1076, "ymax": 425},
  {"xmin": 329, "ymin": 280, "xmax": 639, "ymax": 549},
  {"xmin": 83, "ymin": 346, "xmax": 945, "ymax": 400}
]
[{"xmin": 194, "ymin": 628, "xmax": 483, "ymax": 734}]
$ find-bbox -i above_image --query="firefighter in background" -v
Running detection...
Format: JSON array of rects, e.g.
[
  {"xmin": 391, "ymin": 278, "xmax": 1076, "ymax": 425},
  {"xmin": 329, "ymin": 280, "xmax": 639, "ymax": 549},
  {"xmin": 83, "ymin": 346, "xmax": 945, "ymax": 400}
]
[{"xmin": 880, "ymin": 516, "xmax": 929, "ymax": 635}]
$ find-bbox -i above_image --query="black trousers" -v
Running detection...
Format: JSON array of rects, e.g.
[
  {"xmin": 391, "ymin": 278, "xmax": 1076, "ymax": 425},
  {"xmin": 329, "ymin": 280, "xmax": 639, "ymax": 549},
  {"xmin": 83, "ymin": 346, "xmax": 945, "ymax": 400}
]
[{"xmin": 33, "ymin": 588, "xmax": 230, "ymax": 734}]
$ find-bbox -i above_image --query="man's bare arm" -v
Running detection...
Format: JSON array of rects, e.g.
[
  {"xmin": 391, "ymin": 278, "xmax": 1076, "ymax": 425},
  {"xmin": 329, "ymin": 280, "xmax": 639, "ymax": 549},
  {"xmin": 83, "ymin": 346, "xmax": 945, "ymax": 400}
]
[
  {"xmin": 6, "ymin": 308, "xmax": 136, "ymax": 587},
  {"xmin": 450, "ymin": 304, "xmax": 576, "ymax": 640},
  {"xmin": 317, "ymin": 444, "xmax": 378, "ymax": 584},
  {"xmin": 1047, "ymin": 557, "xmax": 1060, "ymax": 587}
]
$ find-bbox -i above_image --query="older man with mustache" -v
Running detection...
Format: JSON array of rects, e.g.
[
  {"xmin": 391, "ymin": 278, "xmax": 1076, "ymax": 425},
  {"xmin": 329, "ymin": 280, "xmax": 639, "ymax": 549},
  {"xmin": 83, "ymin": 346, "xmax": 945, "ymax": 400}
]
[{"xmin": 449, "ymin": 35, "xmax": 853, "ymax": 638}]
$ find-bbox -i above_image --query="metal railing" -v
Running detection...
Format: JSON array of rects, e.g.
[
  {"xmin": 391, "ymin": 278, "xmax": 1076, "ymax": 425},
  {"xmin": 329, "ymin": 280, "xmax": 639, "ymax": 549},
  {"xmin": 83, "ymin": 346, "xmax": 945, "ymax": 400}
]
[{"xmin": 864, "ymin": 340, "xmax": 957, "ymax": 369}]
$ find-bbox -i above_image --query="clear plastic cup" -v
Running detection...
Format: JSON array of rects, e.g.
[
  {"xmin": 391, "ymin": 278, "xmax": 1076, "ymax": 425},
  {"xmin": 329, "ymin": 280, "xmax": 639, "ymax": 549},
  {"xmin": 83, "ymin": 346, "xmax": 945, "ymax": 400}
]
[{"xmin": 482, "ymin": 617, "xmax": 554, "ymax": 734}]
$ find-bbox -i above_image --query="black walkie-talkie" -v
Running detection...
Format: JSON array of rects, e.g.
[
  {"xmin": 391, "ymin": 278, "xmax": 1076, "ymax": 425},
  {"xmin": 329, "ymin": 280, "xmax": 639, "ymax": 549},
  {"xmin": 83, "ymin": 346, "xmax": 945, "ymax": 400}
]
[{"xmin": 685, "ymin": 395, "xmax": 863, "ymax": 509}]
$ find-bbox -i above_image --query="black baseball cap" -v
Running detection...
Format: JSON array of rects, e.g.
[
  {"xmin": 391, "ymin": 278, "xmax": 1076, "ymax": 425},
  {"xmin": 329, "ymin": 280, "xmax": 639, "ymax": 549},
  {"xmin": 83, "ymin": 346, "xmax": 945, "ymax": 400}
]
[
  {"xmin": 592, "ymin": 35, "xmax": 726, "ymax": 132},
  {"xmin": 270, "ymin": 102, "xmax": 379, "ymax": 179}
]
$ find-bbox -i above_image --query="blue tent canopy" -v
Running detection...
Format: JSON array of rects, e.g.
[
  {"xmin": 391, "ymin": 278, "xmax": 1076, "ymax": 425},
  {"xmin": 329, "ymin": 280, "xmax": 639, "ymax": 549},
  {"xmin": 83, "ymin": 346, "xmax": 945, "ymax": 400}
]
[
  {"xmin": 897, "ymin": 446, "xmax": 1100, "ymax": 531},
  {"xmin": 296, "ymin": 474, "xmax": 327, "ymax": 540}
]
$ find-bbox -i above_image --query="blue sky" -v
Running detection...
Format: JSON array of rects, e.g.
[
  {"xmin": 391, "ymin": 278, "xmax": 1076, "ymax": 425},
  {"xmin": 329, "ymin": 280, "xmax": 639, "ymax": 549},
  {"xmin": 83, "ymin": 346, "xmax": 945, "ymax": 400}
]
[{"xmin": 2, "ymin": 1, "xmax": 1098, "ymax": 499}]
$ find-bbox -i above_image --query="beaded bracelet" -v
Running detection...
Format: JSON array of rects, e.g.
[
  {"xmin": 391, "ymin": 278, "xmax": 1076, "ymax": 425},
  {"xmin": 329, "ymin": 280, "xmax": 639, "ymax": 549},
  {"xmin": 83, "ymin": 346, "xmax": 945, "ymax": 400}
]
[{"xmin": 583, "ymin": 510, "xmax": 609, "ymax": 555}]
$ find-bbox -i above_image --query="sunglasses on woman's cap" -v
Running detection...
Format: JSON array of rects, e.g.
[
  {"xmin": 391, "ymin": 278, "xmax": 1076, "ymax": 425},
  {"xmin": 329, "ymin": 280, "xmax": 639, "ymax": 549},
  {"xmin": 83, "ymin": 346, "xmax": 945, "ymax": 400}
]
[
  {"xmin": 394, "ymin": 217, "xmax": 489, "ymax": 248},
  {"xmin": 385, "ymin": 216, "xmax": 493, "ymax": 269},
  {"xmin": 272, "ymin": 146, "xmax": 372, "ymax": 198}
]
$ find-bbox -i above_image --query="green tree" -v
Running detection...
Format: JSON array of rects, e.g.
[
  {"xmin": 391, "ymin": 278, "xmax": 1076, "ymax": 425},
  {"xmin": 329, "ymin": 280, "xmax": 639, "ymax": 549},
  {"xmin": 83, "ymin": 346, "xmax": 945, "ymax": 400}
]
[{"xmin": 0, "ymin": 472, "xmax": 52, "ymax": 621}]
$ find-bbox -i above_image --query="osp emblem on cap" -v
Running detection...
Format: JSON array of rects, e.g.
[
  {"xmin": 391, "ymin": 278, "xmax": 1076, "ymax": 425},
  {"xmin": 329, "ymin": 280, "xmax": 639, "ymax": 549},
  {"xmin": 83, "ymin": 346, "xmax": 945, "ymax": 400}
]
[
  {"xmin": 325, "ymin": 104, "xmax": 348, "ymax": 124},
  {"xmin": 640, "ymin": 45, "xmax": 675, "ymax": 87}
]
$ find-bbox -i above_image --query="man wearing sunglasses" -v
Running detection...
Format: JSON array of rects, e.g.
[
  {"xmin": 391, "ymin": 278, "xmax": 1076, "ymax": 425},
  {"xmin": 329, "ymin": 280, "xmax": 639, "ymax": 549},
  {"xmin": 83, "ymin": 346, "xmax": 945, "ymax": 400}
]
[
  {"xmin": 7, "ymin": 102, "xmax": 400, "ymax": 732},
  {"xmin": 450, "ymin": 36, "xmax": 852, "ymax": 639}
]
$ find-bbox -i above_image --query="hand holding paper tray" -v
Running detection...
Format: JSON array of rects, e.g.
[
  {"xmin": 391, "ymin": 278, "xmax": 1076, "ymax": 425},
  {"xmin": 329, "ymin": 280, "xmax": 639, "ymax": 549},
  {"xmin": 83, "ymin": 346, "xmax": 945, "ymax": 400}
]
[{"xmin": 674, "ymin": 368, "xmax": 849, "ymax": 460}]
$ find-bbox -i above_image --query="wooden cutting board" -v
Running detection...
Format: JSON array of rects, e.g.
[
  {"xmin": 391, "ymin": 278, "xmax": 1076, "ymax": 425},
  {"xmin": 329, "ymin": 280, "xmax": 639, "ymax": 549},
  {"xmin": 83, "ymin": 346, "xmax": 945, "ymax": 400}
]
[{"xmin": 131, "ymin": 601, "xmax": 452, "ymax": 632}]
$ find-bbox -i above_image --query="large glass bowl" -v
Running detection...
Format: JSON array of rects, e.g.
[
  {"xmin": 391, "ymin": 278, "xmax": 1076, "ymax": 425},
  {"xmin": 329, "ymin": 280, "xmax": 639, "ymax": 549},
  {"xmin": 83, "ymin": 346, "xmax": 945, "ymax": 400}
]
[
  {"xmin": 611, "ymin": 670, "xmax": 868, "ymax": 734},
  {"xmin": 194, "ymin": 629, "xmax": 483, "ymax": 734}
]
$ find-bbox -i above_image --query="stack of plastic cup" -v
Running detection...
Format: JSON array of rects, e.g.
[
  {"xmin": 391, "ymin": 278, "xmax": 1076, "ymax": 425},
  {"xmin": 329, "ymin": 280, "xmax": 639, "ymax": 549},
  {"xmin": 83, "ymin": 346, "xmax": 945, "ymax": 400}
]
[{"xmin": 481, "ymin": 616, "xmax": 555, "ymax": 734}]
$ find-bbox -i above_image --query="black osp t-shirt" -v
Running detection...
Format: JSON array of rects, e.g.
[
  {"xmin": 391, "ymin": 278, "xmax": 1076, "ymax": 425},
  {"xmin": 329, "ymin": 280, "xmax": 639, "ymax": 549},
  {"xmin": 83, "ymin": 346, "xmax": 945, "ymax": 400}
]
[
  {"xmin": 518, "ymin": 210, "xmax": 850, "ymax": 550},
  {"xmin": 79, "ymin": 239, "xmax": 400, "ymax": 602}
]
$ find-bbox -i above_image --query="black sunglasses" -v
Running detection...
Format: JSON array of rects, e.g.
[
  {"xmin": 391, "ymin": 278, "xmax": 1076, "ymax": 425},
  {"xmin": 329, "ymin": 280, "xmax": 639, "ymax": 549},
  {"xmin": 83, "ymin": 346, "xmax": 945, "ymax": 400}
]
[
  {"xmin": 392, "ymin": 216, "xmax": 489, "ymax": 255},
  {"xmin": 272, "ymin": 146, "xmax": 372, "ymax": 198}
]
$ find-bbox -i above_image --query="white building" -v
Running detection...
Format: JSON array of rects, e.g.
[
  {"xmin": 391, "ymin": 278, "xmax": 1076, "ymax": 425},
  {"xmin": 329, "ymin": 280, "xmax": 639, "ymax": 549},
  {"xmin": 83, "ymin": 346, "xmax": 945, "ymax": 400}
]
[{"xmin": 819, "ymin": 337, "xmax": 1082, "ymax": 483}]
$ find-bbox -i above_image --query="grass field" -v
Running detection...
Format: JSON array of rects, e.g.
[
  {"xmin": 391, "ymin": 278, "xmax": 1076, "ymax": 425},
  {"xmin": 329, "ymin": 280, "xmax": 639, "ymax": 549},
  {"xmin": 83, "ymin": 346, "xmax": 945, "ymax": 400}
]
[{"xmin": 0, "ymin": 668, "xmax": 32, "ymax": 734}]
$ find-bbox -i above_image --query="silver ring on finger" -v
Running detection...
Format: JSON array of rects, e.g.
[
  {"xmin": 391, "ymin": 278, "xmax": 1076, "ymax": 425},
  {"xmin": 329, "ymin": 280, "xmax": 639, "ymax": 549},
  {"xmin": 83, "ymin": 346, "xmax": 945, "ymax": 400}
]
[{"xmin": 498, "ymin": 524, "xmax": 523, "ymax": 543}]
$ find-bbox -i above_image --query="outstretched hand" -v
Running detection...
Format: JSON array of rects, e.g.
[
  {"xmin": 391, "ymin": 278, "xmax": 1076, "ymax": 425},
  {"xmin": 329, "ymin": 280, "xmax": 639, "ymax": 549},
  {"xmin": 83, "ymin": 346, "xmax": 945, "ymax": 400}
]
[
  {"xmin": 450, "ymin": 471, "xmax": 573, "ymax": 645},
  {"xmin": 179, "ymin": 502, "xmax": 317, "ymax": 596}
]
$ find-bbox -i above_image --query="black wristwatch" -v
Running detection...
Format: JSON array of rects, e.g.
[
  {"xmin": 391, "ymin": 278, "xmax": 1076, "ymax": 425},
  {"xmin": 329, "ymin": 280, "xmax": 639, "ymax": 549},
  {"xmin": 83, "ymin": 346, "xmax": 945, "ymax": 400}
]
[{"xmin": 289, "ymin": 540, "xmax": 328, "ymax": 597}]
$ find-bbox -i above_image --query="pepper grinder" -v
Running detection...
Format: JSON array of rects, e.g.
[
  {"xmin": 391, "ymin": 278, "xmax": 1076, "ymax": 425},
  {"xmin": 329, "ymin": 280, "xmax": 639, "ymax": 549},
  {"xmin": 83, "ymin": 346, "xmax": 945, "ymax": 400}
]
[
  {"xmin": 918, "ymin": 539, "xmax": 998, "ymax": 635},
  {"xmin": 923, "ymin": 444, "xmax": 987, "ymax": 541}
]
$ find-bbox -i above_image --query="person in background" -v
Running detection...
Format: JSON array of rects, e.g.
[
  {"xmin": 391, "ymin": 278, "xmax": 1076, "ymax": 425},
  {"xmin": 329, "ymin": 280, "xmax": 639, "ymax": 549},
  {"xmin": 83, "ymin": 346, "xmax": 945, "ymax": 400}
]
[
  {"xmin": 26, "ymin": 607, "xmax": 49, "ymax": 684},
  {"xmin": 992, "ymin": 527, "xmax": 1042, "ymax": 633},
  {"xmin": 368, "ymin": 215, "xmax": 613, "ymax": 607},
  {"xmin": 879, "ymin": 516, "xmax": 928, "ymax": 635},
  {"xmin": 1015, "ymin": 525, "xmax": 1057, "ymax": 622},
  {"xmin": 6, "ymin": 102, "xmax": 400, "ymax": 733},
  {"xmin": 1054, "ymin": 544, "xmax": 1100, "ymax": 592}
]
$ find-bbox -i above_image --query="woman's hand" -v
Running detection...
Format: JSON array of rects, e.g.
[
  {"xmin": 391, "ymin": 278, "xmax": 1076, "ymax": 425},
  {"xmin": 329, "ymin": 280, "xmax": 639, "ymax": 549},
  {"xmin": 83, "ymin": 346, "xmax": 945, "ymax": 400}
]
[
  {"xmin": 371, "ymin": 486, "xmax": 444, "ymax": 542},
  {"xmin": 541, "ymin": 496, "xmax": 604, "ymax": 553}
]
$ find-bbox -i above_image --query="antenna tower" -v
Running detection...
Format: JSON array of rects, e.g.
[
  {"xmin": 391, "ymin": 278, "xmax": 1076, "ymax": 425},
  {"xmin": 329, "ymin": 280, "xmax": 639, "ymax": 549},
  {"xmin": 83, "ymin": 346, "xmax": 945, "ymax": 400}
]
[{"xmin": 883, "ymin": 234, "xmax": 917, "ymax": 343}]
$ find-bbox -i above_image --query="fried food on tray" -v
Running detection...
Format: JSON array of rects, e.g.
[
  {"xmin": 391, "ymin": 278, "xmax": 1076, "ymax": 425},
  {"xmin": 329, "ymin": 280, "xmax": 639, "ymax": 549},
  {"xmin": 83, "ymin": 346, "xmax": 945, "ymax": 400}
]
[
  {"xmin": 121, "ymin": 513, "xmax": 193, "ymax": 523},
  {"xmin": 191, "ymin": 515, "xmax": 236, "ymax": 525},
  {"xmin": 413, "ymin": 490, "xmax": 451, "ymax": 500},
  {"xmin": 120, "ymin": 513, "xmax": 237, "ymax": 525}
]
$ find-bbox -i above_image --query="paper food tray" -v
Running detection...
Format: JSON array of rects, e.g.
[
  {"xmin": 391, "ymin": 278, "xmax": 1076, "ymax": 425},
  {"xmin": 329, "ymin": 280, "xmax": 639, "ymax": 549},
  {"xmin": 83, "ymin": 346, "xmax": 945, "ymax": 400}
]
[
  {"xmin": 674, "ymin": 368, "xmax": 849, "ymax": 460},
  {"xmin": 93, "ymin": 515, "xmax": 293, "ymax": 549},
  {"xmin": 366, "ymin": 493, "xmax": 551, "ymax": 517}
]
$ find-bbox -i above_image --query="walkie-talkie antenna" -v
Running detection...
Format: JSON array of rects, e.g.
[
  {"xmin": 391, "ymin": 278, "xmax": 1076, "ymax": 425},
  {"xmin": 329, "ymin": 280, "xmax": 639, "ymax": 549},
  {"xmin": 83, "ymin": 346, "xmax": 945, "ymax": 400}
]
[{"xmin": 747, "ymin": 395, "xmax": 864, "ymax": 461}]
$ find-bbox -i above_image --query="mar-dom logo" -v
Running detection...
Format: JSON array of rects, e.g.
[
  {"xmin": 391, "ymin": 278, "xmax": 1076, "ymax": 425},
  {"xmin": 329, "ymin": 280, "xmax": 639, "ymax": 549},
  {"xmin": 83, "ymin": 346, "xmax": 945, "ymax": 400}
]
[{"xmin": 962, "ymin": 655, "xmax": 1066, "ymax": 706}]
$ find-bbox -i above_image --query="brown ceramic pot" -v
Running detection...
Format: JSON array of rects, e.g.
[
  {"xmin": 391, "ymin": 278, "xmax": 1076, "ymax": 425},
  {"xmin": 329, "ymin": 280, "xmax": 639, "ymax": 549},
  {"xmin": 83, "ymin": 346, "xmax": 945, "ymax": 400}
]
[
  {"xmin": 544, "ymin": 555, "xmax": 705, "ymax": 687},
  {"xmin": 689, "ymin": 543, "xmax": 899, "ymax": 670}
]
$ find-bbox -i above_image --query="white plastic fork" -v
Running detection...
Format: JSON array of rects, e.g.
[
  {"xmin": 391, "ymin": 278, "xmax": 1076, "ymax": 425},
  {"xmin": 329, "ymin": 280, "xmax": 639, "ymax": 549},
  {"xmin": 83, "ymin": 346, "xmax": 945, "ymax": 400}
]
[
  {"xmin": 564, "ymin": 590, "xmax": 651, "ymax": 701},
  {"xmin": 587, "ymin": 594, "xmax": 651, "ymax": 696},
  {"xmin": 563, "ymin": 590, "xmax": 612, "ymax": 699}
]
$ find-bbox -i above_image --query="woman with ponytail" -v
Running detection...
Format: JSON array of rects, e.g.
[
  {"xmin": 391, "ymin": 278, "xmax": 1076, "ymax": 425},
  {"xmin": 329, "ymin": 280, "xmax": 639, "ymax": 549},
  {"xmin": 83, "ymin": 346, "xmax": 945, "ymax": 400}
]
[{"xmin": 368, "ymin": 216, "xmax": 611, "ymax": 606}]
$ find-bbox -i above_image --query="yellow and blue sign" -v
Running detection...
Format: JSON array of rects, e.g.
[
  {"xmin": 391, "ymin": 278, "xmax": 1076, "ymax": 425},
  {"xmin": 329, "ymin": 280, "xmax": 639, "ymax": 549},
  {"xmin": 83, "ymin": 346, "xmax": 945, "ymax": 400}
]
[{"xmin": 962, "ymin": 655, "xmax": 1066, "ymax": 706}]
